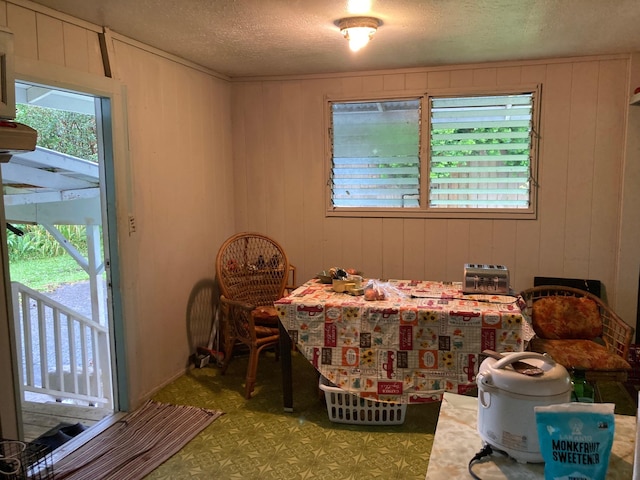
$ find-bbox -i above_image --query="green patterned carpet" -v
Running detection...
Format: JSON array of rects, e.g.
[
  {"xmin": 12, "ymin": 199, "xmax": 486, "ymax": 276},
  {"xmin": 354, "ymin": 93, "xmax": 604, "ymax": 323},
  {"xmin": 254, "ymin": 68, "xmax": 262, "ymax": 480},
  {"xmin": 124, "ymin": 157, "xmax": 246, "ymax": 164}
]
[
  {"xmin": 145, "ymin": 351, "xmax": 636, "ymax": 479},
  {"xmin": 146, "ymin": 351, "xmax": 440, "ymax": 480}
]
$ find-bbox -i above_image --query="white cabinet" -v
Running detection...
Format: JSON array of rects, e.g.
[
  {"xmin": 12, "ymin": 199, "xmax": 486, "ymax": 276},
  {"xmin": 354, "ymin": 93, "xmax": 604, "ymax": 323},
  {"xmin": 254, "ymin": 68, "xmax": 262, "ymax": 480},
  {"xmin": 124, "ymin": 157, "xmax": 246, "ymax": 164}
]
[{"xmin": 0, "ymin": 27, "xmax": 15, "ymax": 119}]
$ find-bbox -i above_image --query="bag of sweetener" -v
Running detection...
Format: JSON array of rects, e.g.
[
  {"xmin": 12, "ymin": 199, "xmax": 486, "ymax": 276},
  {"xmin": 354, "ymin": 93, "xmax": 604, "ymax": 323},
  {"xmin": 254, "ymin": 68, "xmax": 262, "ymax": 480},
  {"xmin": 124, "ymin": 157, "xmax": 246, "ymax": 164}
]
[{"xmin": 535, "ymin": 402, "xmax": 615, "ymax": 480}]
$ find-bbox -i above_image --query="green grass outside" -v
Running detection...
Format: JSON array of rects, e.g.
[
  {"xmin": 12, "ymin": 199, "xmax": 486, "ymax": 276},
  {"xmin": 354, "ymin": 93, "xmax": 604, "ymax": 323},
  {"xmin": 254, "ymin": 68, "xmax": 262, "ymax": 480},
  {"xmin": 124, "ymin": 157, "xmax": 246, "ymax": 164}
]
[{"xmin": 9, "ymin": 255, "xmax": 89, "ymax": 292}]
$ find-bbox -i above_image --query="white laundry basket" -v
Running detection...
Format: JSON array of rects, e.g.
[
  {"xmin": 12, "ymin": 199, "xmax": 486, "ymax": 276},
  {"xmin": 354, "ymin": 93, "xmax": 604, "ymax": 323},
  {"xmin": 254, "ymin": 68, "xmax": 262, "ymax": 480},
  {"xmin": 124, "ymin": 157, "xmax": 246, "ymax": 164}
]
[{"xmin": 319, "ymin": 376, "xmax": 406, "ymax": 425}]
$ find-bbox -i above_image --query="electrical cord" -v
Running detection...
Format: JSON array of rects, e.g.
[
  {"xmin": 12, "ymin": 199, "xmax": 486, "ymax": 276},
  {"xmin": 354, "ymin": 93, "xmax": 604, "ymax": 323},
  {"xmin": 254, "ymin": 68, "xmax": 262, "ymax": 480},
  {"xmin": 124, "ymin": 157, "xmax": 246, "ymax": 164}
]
[
  {"xmin": 468, "ymin": 443, "xmax": 508, "ymax": 480},
  {"xmin": 5, "ymin": 223, "xmax": 24, "ymax": 236},
  {"xmin": 410, "ymin": 293, "xmax": 520, "ymax": 305}
]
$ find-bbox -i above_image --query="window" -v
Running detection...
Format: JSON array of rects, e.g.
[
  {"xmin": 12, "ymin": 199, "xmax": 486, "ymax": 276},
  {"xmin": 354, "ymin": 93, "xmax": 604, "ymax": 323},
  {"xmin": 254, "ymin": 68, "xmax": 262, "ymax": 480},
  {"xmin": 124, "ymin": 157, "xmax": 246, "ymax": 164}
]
[
  {"xmin": 429, "ymin": 93, "xmax": 534, "ymax": 210},
  {"xmin": 327, "ymin": 87, "xmax": 540, "ymax": 218},
  {"xmin": 330, "ymin": 98, "xmax": 422, "ymax": 208}
]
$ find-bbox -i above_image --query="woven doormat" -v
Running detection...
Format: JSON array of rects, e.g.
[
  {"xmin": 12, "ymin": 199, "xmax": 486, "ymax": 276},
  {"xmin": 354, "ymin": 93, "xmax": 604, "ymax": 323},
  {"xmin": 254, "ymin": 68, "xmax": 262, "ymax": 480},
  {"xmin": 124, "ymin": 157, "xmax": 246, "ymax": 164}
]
[{"xmin": 53, "ymin": 400, "xmax": 223, "ymax": 480}]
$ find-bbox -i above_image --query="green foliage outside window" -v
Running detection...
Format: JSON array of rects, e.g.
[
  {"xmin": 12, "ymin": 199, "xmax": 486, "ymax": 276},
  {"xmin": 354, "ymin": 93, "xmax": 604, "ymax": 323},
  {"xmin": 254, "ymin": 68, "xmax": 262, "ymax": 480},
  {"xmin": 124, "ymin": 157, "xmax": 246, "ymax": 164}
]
[
  {"xmin": 15, "ymin": 104, "xmax": 98, "ymax": 162},
  {"xmin": 6, "ymin": 225, "xmax": 89, "ymax": 262},
  {"xmin": 6, "ymin": 103, "xmax": 99, "ymax": 262},
  {"xmin": 430, "ymin": 126, "xmax": 530, "ymax": 178}
]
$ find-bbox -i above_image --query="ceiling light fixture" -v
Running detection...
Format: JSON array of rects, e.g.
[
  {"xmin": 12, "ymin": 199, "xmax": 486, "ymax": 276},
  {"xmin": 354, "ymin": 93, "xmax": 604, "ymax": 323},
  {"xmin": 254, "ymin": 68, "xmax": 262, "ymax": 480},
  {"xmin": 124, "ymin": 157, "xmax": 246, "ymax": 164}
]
[{"xmin": 337, "ymin": 16, "xmax": 381, "ymax": 52}]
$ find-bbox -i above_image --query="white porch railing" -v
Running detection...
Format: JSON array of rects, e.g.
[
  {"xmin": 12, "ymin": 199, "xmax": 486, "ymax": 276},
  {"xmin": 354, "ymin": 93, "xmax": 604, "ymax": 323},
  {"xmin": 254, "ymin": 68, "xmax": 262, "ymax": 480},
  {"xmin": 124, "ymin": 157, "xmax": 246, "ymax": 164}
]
[{"xmin": 11, "ymin": 281, "xmax": 113, "ymax": 409}]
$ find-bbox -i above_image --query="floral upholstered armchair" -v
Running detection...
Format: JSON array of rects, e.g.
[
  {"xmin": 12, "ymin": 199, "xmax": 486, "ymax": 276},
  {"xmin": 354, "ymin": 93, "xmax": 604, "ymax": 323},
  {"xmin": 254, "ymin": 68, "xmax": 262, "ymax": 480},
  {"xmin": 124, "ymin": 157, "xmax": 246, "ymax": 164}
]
[{"xmin": 519, "ymin": 286, "xmax": 633, "ymax": 389}]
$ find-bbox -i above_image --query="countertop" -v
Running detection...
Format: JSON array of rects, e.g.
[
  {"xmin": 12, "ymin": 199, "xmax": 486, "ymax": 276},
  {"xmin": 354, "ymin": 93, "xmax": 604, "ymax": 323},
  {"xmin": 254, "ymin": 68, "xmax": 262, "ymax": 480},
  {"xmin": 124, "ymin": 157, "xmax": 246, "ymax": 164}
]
[{"xmin": 425, "ymin": 392, "xmax": 636, "ymax": 479}]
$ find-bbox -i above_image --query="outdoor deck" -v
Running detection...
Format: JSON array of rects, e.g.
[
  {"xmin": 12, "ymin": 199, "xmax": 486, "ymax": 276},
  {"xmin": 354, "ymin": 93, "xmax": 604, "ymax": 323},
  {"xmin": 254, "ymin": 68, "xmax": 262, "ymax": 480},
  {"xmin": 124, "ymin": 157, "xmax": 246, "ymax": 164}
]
[{"xmin": 22, "ymin": 401, "xmax": 112, "ymax": 442}]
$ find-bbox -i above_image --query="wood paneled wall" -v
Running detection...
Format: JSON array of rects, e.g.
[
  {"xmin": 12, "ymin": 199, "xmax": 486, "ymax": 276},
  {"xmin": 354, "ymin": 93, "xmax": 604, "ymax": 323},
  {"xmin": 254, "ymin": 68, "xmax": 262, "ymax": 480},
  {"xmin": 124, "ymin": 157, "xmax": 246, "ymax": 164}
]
[
  {"xmin": 107, "ymin": 38, "xmax": 234, "ymax": 406},
  {"xmin": 6, "ymin": 1, "xmax": 104, "ymax": 75},
  {"xmin": 231, "ymin": 56, "xmax": 636, "ymax": 328}
]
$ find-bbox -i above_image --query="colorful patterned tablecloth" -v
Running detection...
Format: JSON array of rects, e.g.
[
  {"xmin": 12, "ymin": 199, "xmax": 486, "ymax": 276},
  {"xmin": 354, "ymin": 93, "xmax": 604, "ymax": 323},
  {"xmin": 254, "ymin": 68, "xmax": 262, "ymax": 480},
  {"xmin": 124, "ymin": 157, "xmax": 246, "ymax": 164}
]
[{"xmin": 275, "ymin": 279, "xmax": 529, "ymax": 404}]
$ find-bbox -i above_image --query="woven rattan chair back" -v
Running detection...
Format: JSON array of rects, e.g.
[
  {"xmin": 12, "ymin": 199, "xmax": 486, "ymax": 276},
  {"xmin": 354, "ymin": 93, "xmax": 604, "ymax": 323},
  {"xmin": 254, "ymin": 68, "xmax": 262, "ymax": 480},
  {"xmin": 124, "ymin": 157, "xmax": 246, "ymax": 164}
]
[{"xmin": 216, "ymin": 232, "xmax": 290, "ymax": 308}]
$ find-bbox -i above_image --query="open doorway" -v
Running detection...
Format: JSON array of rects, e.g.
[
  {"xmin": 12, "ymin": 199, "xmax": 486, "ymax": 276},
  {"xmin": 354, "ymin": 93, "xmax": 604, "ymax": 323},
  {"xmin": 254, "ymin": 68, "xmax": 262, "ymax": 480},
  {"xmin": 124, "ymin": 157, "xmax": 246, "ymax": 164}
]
[{"xmin": 1, "ymin": 82, "xmax": 118, "ymax": 448}]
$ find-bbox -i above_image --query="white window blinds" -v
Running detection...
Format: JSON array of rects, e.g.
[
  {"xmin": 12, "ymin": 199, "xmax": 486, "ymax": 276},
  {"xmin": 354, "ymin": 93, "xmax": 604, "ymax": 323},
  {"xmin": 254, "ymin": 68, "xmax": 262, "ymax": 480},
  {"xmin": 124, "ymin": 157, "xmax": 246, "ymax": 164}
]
[
  {"xmin": 429, "ymin": 93, "xmax": 533, "ymax": 209},
  {"xmin": 331, "ymin": 99, "xmax": 421, "ymax": 208}
]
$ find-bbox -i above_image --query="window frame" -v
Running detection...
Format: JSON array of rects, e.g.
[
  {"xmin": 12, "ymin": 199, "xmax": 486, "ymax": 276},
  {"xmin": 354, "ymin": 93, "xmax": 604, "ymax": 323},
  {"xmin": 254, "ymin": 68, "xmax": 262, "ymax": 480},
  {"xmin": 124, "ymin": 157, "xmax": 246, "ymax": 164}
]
[{"xmin": 325, "ymin": 85, "xmax": 541, "ymax": 220}]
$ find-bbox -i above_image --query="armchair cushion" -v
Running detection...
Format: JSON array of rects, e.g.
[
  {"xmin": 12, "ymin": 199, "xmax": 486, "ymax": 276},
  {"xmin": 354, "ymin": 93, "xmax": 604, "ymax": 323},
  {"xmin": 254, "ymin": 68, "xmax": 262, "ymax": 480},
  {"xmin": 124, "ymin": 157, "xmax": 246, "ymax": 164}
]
[
  {"xmin": 530, "ymin": 338, "xmax": 631, "ymax": 371},
  {"xmin": 252, "ymin": 306, "xmax": 279, "ymax": 327},
  {"xmin": 253, "ymin": 305, "xmax": 278, "ymax": 319},
  {"xmin": 532, "ymin": 296, "xmax": 602, "ymax": 339}
]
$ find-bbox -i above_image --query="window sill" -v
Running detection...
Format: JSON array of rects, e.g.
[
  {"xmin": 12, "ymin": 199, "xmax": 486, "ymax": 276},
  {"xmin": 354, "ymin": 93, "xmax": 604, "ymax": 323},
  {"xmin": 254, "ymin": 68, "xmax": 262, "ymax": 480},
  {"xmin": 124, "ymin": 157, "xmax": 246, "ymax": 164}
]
[{"xmin": 326, "ymin": 208, "xmax": 537, "ymax": 220}]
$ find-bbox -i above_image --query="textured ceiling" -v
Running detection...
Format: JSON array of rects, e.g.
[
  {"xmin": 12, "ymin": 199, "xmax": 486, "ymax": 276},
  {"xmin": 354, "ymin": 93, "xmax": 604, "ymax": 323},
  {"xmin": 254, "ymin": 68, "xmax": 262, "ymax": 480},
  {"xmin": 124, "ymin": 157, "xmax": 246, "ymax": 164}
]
[{"xmin": 25, "ymin": 0, "xmax": 640, "ymax": 78}]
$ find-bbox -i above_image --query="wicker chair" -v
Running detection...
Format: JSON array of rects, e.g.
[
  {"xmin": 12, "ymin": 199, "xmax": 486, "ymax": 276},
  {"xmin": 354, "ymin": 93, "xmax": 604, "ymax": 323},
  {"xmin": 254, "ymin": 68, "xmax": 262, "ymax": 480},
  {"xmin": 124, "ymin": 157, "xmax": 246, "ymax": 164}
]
[
  {"xmin": 215, "ymin": 232, "xmax": 291, "ymax": 399},
  {"xmin": 519, "ymin": 286, "xmax": 634, "ymax": 396}
]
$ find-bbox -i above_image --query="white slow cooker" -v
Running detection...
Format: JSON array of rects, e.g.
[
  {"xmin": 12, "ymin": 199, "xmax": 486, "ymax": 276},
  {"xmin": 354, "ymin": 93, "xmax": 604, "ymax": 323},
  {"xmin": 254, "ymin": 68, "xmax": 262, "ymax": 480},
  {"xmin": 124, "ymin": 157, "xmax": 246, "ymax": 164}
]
[{"xmin": 476, "ymin": 351, "xmax": 571, "ymax": 463}]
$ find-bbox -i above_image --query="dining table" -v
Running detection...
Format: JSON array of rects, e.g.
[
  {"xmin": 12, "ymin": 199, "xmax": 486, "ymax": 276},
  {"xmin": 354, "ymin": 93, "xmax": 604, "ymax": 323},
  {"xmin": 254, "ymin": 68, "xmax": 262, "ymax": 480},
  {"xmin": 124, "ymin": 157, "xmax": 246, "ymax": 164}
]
[{"xmin": 276, "ymin": 278, "xmax": 533, "ymax": 411}]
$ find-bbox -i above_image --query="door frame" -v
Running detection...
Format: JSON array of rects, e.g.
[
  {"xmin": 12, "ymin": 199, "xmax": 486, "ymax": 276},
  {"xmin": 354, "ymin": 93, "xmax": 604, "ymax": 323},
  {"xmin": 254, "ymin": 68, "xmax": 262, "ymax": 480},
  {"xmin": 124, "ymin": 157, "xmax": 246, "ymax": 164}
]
[{"xmin": 0, "ymin": 59, "xmax": 130, "ymax": 438}]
